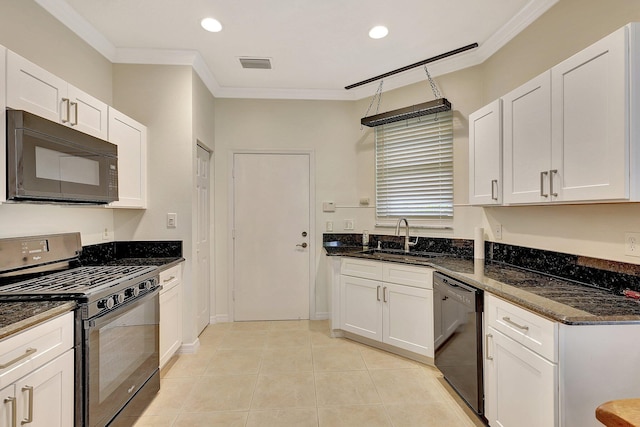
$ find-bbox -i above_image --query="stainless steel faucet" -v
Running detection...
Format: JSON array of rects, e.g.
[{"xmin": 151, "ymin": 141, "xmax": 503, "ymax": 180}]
[{"xmin": 395, "ymin": 218, "xmax": 419, "ymax": 252}]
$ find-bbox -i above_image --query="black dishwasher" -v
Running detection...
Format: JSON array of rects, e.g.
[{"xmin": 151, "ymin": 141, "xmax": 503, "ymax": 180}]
[{"xmin": 433, "ymin": 272, "xmax": 484, "ymax": 421}]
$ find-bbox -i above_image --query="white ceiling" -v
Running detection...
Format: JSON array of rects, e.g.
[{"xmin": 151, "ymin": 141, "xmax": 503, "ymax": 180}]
[{"xmin": 35, "ymin": 0, "xmax": 558, "ymax": 100}]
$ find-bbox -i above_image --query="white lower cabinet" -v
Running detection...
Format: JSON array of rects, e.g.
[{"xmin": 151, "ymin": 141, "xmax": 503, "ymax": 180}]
[
  {"xmin": 340, "ymin": 258, "xmax": 434, "ymax": 358},
  {"xmin": 0, "ymin": 312, "xmax": 74, "ymax": 427},
  {"xmin": 485, "ymin": 326, "xmax": 557, "ymax": 427},
  {"xmin": 160, "ymin": 264, "xmax": 183, "ymax": 368}
]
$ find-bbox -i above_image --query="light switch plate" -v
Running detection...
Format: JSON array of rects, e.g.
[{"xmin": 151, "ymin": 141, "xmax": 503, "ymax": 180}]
[
  {"xmin": 326, "ymin": 221, "xmax": 333, "ymax": 232},
  {"xmin": 167, "ymin": 213, "xmax": 178, "ymax": 229}
]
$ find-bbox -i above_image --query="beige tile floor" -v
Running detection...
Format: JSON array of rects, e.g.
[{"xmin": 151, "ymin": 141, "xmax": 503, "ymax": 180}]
[{"xmin": 130, "ymin": 320, "xmax": 485, "ymax": 427}]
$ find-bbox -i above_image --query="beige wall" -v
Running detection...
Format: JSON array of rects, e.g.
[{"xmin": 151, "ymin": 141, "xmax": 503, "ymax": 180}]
[
  {"xmin": 0, "ymin": 0, "xmax": 113, "ymax": 104},
  {"xmin": 477, "ymin": 0, "xmax": 640, "ymax": 263},
  {"xmin": 112, "ymin": 64, "xmax": 200, "ymax": 343}
]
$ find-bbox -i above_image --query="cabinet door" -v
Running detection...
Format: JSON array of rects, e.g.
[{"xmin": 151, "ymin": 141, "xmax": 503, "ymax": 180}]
[
  {"xmin": 67, "ymin": 85, "xmax": 108, "ymax": 139},
  {"xmin": 340, "ymin": 275, "xmax": 382, "ymax": 342},
  {"xmin": 382, "ymin": 283, "xmax": 433, "ymax": 357},
  {"xmin": 485, "ymin": 327, "xmax": 557, "ymax": 427},
  {"xmin": 160, "ymin": 280, "xmax": 183, "ymax": 369},
  {"xmin": 503, "ymin": 71, "xmax": 552, "ymax": 204},
  {"xmin": 6, "ymin": 51, "xmax": 67, "ymax": 124},
  {"xmin": 0, "ymin": 46, "xmax": 6, "ymax": 203},
  {"xmin": 15, "ymin": 350, "xmax": 74, "ymax": 427},
  {"xmin": 551, "ymin": 26, "xmax": 628, "ymax": 201},
  {"xmin": 469, "ymin": 99, "xmax": 502, "ymax": 205},
  {"xmin": 107, "ymin": 107, "xmax": 148, "ymax": 209},
  {"xmin": 0, "ymin": 384, "xmax": 16, "ymax": 427}
]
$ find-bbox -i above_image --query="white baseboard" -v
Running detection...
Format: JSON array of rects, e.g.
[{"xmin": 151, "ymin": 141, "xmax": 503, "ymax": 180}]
[
  {"xmin": 178, "ymin": 338, "xmax": 200, "ymax": 354},
  {"xmin": 313, "ymin": 312, "xmax": 330, "ymax": 320},
  {"xmin": 210, "ymin": 314, "xmax": 229, "ymax": 324}
]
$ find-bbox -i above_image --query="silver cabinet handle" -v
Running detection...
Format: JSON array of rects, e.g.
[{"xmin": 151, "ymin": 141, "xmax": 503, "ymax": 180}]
[
  {"xmin": 61, "ymin": 98, "xmax": 70, "ymax": 123},
  {"xmin": 502, "ymin": 316, "xmax": 529, "ymax": 331},
  {"xmin": 296, "ymin": 242, "xmax": 308, "ymax": 248},
  {"xmin": 4, "ymin": 396, "xmax": 16, "ymax": 427},
  {"xmin": 549, "ymin": 169, "xmax": 558, "ymax": 197},
  {"xmin": 0, "ymin": 348, "xmax": 37, "ymax": 369},
  {"xmin": 376, "ymin": 285, "xmax": 381, "ymax": 302},
  {"xmin": 71, "ymin": 102, "xmax": 78, "ymax": 126},
  {"xmin": 540, "ymin": 171, "xmax": 549, "ymax": 197},
  {"xmin": 491, "ymin": 179, "xmax": 498, "ymax": 201},
  {"xmin": 21, "ymin": 386, "xmax": 33, "ymax": 425},
  {"xmin": 383, "ymin": 286, "xmax": 387, "ymax": 303},
  {"xmin": 163, "ymin": 276, "xmax": 176, "ymax": 283},
  {"xmin": 485, "ymin": 334, "xmax": 493, "ymax": 360}
]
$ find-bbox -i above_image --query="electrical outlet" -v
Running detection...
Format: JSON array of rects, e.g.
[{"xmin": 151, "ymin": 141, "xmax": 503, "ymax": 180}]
[
  {"xmin": 103, "ymin": 228, "xmax": 109, "ymax": 240},
  {"xmin": 344, "ymin": 219, "xmax": 354, "ymax": 230},
  {"xmin": 625, "ymin": 232, "xmax": 640, "ymax": 257},
  {"xmin": 494, "ymin": 224, "xmax": 503, "ymax": 240},
  {"xmin": 326, "ymin": 221, "xmax": 333, "ymax": 232}
]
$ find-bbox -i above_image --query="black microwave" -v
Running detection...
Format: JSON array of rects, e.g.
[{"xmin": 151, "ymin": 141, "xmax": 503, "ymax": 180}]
[{"xmin": 6, "ymin": 109, "xmax": 118, "ymax": 204}]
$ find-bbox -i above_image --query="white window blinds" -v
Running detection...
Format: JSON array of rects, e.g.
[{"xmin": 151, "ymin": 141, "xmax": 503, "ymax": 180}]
[{"xmin": 375, "ymin": 110, "xmax": 453, "ymax": 221}]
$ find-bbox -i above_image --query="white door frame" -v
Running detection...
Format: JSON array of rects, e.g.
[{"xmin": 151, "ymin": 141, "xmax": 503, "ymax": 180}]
[
  {"xmin": 227, "ymin": 149, "xmax": 316, "ymax": 322},
  {"xmin": 196, "ymin": 142, "xmax": 214, "ymax": 328}
]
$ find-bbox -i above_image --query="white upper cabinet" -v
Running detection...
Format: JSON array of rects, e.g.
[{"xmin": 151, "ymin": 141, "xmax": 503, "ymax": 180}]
[
  {"xmin": 479, "ymin": 23, "xmax": 640, "ymax": 206},
  {"xmin": 6, "ymin": 51, "xmax": 108, "ymax": 140},
  {"xmin": 469, "ymin": 99, "xmax": 502, "ymax": 205},
  {"xmin": 0, "ymin": 46, "xmax": 6, "ymax": 203},
  {"xmin": 502, "ymin": 71, "xmax": 552, "ymax": 204},
  {"xmin": 107, "ymin": 107, "xmax": 148, "ymax": 209},
  {"xmin": 551, "ymin": 25, "xmax": 629, "ymax": 202}
]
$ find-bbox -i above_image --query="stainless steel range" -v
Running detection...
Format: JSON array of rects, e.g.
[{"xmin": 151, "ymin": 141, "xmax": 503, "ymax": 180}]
[{"xmin": 0, "ymin": 233, "xmax": 161, "ymax": 427}]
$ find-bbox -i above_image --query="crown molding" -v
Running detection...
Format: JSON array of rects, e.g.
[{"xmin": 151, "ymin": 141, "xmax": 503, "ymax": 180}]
[{"xmin": 35, "ymin": 0, "xmax": 558, "ymax": 101}]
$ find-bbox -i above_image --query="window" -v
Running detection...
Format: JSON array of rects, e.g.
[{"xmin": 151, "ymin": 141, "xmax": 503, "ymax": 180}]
[{"xmin": 375, "ymin": 110, "xmax": 453, "ymax": 224}]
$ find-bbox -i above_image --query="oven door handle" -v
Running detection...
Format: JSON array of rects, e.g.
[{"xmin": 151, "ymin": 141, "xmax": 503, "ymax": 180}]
[{"xmin": 86, "ymin": 287, "xmax": 160, "ymax": 329}]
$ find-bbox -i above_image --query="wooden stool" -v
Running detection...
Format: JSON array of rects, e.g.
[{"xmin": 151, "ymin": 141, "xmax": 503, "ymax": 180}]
[{"xmin": 596, "ymin": 399, "xmax": 640, "ymax": 426}]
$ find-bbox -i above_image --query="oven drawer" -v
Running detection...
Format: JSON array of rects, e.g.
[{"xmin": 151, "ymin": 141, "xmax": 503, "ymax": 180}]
[
  {"xmin": 0, "ymin": 311, "xmax": 74, "ymax": 388},
  {"xmin": 486, "ymin": 294, "xmax": 558, "ymax": 362}
]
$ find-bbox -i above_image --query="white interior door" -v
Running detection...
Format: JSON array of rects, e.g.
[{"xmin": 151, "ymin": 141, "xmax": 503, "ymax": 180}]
[
  {"xmin": 196, "ymin": 145, "xmax": 211, "ymax": 333},
  {"xmin": 233, "ymin": 153, "xmax": 310, "ymax": 321}
]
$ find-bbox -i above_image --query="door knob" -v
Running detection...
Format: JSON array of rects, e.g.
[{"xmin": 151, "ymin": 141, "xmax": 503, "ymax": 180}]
[{"xmin": 296, "ymin": 243, "xmax": 308, "ymax": 248}]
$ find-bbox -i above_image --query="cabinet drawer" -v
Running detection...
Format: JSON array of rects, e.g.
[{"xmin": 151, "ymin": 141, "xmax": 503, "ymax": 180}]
[
  {"xmin": 382, "ymin": 263, "xmax": 433, "ymax": 289},
  {"xmin": 341, "ymin": 258, "xmax": 383, "ymax": 280},
  {"xmin": 486, "ymin": 294, "xmax": 557, "ymax": 362},
  {"xmin": 0, "ymin": 311, "xmax": 74, "ymax": 388},
  {"xmin": 160, "ymin": 264, "xmax": 181, "ymax": 294}
]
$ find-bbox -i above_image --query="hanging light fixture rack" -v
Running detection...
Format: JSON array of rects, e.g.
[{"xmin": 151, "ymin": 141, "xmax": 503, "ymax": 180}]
[{"xmin": 360, "ymin": 98, "xmax": 451, "ymax": 127}]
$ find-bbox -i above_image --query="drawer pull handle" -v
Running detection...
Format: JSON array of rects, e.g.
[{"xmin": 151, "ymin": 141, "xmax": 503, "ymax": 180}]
[
  {"xmin": 485, "ymin": 334, "xmax": 493, "ymax": 360},
  {"xmin": 163, "ymin": 276, "xmax": 176, "ymax": 283},
  {"xmin": 4, "ymin": 396, "xmax": 16, "ymax": 427},
  {"xmin": 503, "ymin": 316, "xmax": 529, "ymax": 331},
  {"xmin": 21, "ymin": 386, "xmax": 33, "ymax": 425},
  {"xmin": 0, "ymin": 348, "xmax": 37, "ymax": 369}
]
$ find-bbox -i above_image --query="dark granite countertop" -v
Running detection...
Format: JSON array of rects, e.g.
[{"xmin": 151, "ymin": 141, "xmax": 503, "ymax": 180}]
[
  {"xmin": 102, "ymin": 257, "xmax": 184, "ymax": 271},
  {"xmin": 0, "ymin": 300, "xmax": 76, "ymax": 341},
  {"xmin": 331, "ymin": 247, "xmax": 640, "ymax": 325}
]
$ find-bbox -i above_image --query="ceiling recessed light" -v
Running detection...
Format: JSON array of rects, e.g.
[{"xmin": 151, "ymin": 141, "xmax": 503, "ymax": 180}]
[
  {"xmin": 201, "ymin": 17, "xmax": 222, "ymax": 33},
  {"xmin": 369, "ymin": 25, "xmax": 389, "ymax": 39}
]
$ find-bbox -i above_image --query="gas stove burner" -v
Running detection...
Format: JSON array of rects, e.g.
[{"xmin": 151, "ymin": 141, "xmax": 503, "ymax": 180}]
[{"xmin": 0, "ymin": 265, "xmax": 157, "ymax": 295}]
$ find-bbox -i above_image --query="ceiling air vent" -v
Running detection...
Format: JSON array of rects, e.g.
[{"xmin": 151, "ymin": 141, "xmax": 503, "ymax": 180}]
[{"xmin": 239, "ymin": 57, "xmax": 272, "ymax": 69}]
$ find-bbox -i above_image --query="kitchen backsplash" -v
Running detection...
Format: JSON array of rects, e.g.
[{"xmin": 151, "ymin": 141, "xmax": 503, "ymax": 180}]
[
  {"xmin": 324, "ymin": 233, "xmax": 640, "ymax": 294},
  {"xmin": 79, "ymin": 240, "xmax": 182, "ymax": 265}
]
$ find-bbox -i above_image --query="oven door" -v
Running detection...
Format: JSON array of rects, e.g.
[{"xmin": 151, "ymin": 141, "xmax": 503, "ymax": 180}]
[{"xmin": 84, "ymin": 289, "xmax": 159, "ymax": 427}]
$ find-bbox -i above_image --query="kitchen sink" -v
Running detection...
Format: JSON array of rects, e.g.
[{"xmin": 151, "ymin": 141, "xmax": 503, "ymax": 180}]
[{"xmin": 357, "ymin": 248, "xmax": 444, "ymax": 261}]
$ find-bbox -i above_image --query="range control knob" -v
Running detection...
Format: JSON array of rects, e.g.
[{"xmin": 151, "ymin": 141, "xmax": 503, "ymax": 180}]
[
  {"xmin": 114, "ymin": 293, "xmax": 125, "ymax": 305},
  {"xmin": 140, "ymin": 280, "xmax": 152, "ymax": 291},
  {"xmin": 98, "ymin": 298, "xmax": 114, "ymax": 310},
  {"xmin": 126, "ymin": 287, "xmax": 140, "ymax": 298}
]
